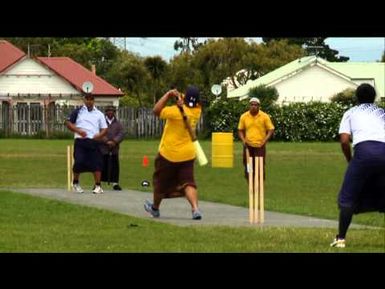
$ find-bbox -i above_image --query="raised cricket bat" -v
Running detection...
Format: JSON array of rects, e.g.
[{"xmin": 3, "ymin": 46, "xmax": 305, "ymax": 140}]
[
  {"xmin": 193, "ymin": 139, "xmax": 208, "ymax": 166},
  {"xmin": 176, "ymin": 93, "xmax": 208, "ymax": 166}
]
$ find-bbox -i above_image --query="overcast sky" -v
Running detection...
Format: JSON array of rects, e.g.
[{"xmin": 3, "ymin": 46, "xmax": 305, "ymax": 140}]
[{"xmin": 110, "ymin": 37, "xmax": 385, "ymax": 62}]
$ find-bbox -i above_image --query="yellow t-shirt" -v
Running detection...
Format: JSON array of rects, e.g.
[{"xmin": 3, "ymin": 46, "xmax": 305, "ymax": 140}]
[
  {"xmin": 159, "ymin": 105, "xmax": 202, "ymax": 162},
  {"xmin": 238, "ymin": 110, "xmax": 275, "ymax": 147}
]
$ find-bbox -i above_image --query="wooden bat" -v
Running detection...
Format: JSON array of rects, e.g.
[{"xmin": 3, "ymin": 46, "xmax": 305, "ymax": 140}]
[
  {"xmin": 176, "ymin": 95, "xmax": 208, "ymax": 166},
  {"xmin": 193, "ymin": 139, "xmax": 208, "ymax": 166}
]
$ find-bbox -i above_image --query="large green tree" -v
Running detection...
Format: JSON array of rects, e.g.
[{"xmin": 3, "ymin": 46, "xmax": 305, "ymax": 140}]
[
  {"xmin": 192, "ymin": 38, "xmax": 256, "ymax": 89},
  {"xmin": 249, "ymin": 39, "xmax": 304, "ymax": 77},
  {"xmin": 166, "ymin": 52, "xmax": 201, "ymax": 93},
  {"xmin": 3, "ymin": 37, "xmax": 92, "ymax": 57},
  {"xmin": 4, "ymin": 37, "xmax": 119, "ymax": 78},
  {"xmin": 262, "ymin": 37, "xmax": 349, "ymax": 62},
  {"xmin": 106, "ymin": 51, "xmax": 151, "ymax": 107},
  {"xmin": 144, "ymin": 56, "xmax": 168, "ymax": 104},
  {"xmin": 83, "ymin": 38, "xmax": 120, "ymax": 76},
  {"xmin": 174, "ymin": 37, "xmax": 204, "ymax": 54},
  {"xmin": 191, "ymin": 38, "xmax": 303, "ymax": 102}
]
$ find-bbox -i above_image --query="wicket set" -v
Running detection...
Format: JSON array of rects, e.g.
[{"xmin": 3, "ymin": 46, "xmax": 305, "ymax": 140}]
[
  {"xmin": 246, "ymin": 149, "xmax": 264, "ymax": 224},
  {"xmin": 66, "ymin": 145, "xmax": 74, "ymax": 191}
]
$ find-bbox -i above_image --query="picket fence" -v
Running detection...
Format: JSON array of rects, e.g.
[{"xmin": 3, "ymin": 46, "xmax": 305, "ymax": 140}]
[{"xmin": 0, "ymin": 104, "xmax": 204, "ymax": 138}]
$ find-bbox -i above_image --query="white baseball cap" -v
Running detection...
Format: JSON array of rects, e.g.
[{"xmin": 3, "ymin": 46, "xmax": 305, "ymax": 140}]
[{"xmin": 249, "ymin": 97, "xmax": 260, "ymax": 104}]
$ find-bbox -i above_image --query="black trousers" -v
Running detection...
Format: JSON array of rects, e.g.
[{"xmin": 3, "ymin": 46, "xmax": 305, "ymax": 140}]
[{"xmin": 101, "ymin": 154, "xmax": 120, "ymax": 183}]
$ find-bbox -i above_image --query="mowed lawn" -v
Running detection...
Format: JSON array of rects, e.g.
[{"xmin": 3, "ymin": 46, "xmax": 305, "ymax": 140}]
[{"xmin": 0, "ymin": 139, "xmax": 384, "ymax": 252}]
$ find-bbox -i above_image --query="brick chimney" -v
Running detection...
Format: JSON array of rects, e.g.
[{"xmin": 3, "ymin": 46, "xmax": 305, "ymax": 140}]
[{"xmin": 91, "ymin": 64, "xmax": 96, "ymax": 75}]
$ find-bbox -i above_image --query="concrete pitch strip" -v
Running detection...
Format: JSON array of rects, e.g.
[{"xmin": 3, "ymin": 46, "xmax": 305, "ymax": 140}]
[{"xmin": 14, "ymin": 188, "xmax": 370, "ymax": 229}]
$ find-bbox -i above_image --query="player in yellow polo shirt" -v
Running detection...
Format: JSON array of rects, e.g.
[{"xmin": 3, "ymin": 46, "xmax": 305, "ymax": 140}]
[
  {"xmin": 144, "ymin": 85, "xmax": 203, "ymax": 220},
  {"xmin": 238, "ymin": 97, "xmax": 275, "ymax": 181}
]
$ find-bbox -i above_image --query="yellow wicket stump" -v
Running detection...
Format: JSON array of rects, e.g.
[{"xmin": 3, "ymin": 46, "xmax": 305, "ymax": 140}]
[
  {"xmin": 67, "ymin": 145, "xmax": 74, "ymax": 191},
  {"xmin": 247, "ymin": 154, "xmax": 264, "ymax": 224}
]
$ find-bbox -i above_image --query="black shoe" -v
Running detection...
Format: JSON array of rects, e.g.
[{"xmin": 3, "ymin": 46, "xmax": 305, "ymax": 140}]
[{"xmin": 113, "ymin": 184, "xmax": 122, "ymax": 191}]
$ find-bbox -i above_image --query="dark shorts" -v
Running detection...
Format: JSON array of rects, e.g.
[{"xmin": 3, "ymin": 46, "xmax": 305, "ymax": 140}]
[
  {"xmin": 153, "ymin": 153, "xmax": 196, "ymax": 199},
  {"xmin": 73, "ymin": 138, "xmax": 103, "ymax": 173},
  {"xmin": 338, "ymin": 141, "xmax": 385, "ymax": 213},
  {"xmin": 242, "ymin": 145, "xmax": 266, "ymax": 180}
]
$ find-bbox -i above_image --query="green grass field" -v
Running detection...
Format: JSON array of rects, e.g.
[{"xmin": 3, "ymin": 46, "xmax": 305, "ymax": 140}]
[{"xmin": 0, "ymin": 139, "xmax": 384, "ymax": 252}]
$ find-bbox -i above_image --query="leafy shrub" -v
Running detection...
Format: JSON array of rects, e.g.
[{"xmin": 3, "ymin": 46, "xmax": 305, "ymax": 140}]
[
  {"xmin": 330, "ymin": 88, "xmax": 356, "ymax": 106},
  {"xmin": 204, "ymin": 96, "xmax": 246, "ymax": 137},
  {"xmin": 248, "ymin": 85, "xmax": 279, "ymax": 112},
  {"xmin": 269, "ymin": 102, "xmax": 352, "ymax": 141},
  {"xmin": 206, "ymin": 97, "xmax": 354, "ymax": 141}
]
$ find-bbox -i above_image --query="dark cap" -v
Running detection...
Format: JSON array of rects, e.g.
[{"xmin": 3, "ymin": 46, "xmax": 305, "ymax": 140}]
[
  {"xmin": 105, "ymin": 105, "xmax": 116, "ymax": 112},
  {"xmin": 184, "ymin": 85, "xmax": 200, "ymax": 108}
]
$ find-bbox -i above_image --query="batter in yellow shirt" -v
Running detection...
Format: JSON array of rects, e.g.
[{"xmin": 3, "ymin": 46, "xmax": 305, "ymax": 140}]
[{"xmin": 159, "ymin": 105, "xmax": 202, "ymax": 162}]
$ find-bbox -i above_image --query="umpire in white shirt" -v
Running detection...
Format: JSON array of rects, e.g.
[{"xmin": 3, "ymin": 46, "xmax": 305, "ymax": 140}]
[{"xmin": 66, "ymin": 93, "xmax": 108, "ymax": 194}]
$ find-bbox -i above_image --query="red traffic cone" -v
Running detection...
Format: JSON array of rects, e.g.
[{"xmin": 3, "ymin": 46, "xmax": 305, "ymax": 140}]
[{"xmin": 142, "ymin": 155, "xmax": 149, "ymax": 167}]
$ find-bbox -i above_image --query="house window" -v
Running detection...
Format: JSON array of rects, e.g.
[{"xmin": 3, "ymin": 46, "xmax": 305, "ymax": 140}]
[
  {"xmin": 16, "ymin": 102, "xmax": 28, "ymax": 135},
  {"xmin": 30, "ymin": 102, "xmax": 42, "ymax": 133},
  {"xmin": 16, "ymin": 102, "xmax": 42, "ymax": 134}
]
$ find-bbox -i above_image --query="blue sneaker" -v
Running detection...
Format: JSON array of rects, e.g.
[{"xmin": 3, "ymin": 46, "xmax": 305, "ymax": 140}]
[
  {"xmin": 192, "ymin": 209, "xmax": 202, "ymax": 220},
  {"xmin": 144, "ymin": 200, "xmax": 160, "ymax": 218}
]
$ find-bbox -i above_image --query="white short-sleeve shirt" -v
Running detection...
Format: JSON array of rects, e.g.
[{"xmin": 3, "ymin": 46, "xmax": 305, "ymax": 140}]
[
  {"xmin": 74, "ymin": 106, "xmax": 108, "ymax": 139},
  {"xmin": 339, "ymin": 103, "xmax": 385, "ymax": 147}
]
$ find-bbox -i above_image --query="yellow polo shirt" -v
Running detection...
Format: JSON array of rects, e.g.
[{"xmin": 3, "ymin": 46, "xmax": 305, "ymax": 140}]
[
  {"xmin": 159, "ymin": 105, "xmax": 202, "ymax": 162},
  {"xmin": 238, "ymin": 110, "xmax": 275, "ymax": 147}
]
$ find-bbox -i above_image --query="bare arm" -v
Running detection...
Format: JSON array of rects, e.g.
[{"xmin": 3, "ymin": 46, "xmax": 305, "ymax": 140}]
[
  {"xmin": 260, "ymin": 129, "xmax": 274, "ymax": 147},
  {"xmin": 65, "ymin": 120, "xmax": 86, "ymax": 138},
  {"xmin": 340, "ymin": 133, "xmax": 352, "ymax": 162},
  {"xmin": 153, "ymin": 89, "xmax": 179, "ymax": 116},
  {"xmin": 238, "ymin": 129, "xmax": 247, "ymax": 146}
]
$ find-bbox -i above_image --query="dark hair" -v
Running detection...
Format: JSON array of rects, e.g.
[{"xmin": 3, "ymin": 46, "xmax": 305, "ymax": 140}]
[
  {"xmin": 356, "ymin": 83, "xmax": 376, "ymax": 103},
  {"xmin": 84, "ymin": 93, "xmax": 94, "ymax": 99},
  {"xmin": 184, "ymin": 85, "xmax": 200, "ymax": 108}
]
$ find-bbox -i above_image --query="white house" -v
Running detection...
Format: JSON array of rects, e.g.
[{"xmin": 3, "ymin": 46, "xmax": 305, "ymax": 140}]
[
  {"xmin": 0, "ymin": 40, "xmax": 123, "ymax": 107},
  {"xmin": 0, "ymin": 40, "xmax": 124, "ymax": 135},
  {"xmin": 227, "ymin": 56, "xmax": 385, "ymax": 104}
]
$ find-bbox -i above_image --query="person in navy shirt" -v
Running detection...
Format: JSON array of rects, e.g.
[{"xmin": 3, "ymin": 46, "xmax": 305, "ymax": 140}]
[
  {"xmin": 66, "ymin": 94, "xmax": 108, "ymax": 194},
  {"xmin": 330, "ymin": 83, "xmax": 385, "ymax": 248}
]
